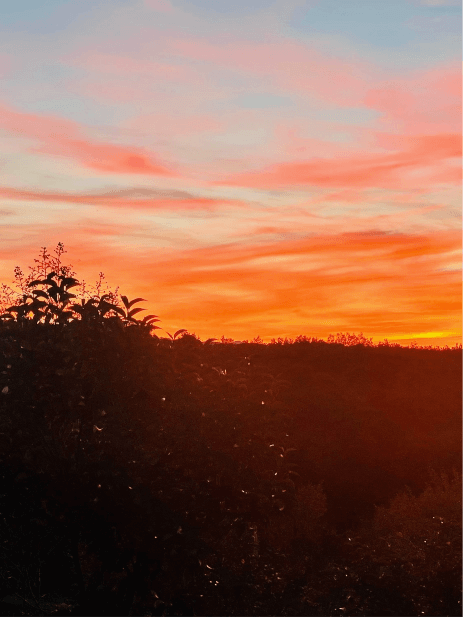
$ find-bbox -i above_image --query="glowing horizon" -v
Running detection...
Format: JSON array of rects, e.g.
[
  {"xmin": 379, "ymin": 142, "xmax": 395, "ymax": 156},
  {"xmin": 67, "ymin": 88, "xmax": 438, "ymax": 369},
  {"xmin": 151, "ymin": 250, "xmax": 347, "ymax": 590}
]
[{"xmin": 0, "ymin": 0, "xmax": 461, "ymax": 347}]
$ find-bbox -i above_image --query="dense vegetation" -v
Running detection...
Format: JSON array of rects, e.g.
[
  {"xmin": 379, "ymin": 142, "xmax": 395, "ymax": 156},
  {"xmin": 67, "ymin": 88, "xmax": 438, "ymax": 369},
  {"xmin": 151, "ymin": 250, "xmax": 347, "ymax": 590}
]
[{"xmin": 0, "ymin": 245, "xmax": 461, "ymax": 616}]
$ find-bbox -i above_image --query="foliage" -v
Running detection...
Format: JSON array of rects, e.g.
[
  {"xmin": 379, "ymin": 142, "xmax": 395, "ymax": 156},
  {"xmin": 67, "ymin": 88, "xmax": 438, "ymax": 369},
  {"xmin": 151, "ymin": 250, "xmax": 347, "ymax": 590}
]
[
  {"xmin": 326, "ymin": 332, "xmax": 374, "ymax": 346},
  {"xmin": 334, "ymin": 470, "xmax": 462, "ymax": 616}
]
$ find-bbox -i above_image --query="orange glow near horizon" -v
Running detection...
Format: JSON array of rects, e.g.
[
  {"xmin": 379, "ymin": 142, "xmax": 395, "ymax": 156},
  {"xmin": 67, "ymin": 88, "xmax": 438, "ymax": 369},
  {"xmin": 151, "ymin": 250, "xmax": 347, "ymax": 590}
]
[{"xmin": 1, "ymin": 228, "xmax": 459, "ymax": 348}]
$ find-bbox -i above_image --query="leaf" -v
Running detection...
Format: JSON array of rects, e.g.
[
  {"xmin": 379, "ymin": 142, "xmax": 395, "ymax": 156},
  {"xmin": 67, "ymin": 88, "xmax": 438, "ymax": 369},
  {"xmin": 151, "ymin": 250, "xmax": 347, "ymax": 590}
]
[
  {"xmin": 32, "ymin": 300, "xmax": 47, "ymax": 309},
  {"xmin": 120, "ymin": 295, "xmax": 130, "ymax": 309},
  {"xmin": 110, "ymin": 306, "xmax": 126, "ymax": 318},
  {"xmin": 6, "ymin": 306, "xmax": 21, "ymax": 314},
  {"xmin": 173, "ymin": 329, "xmax": 187, "ymax": 339},
  {"xmin": 128, "ymin": 307, "xmax": 145, "ymax": 318},
  {"xmin": 61, "ymin": 277, "xmax": 80, "ymax": 289},
  {"xmin": 31, "ymin": 290, "xmax": 49, "ymax": 299},
  {"xmin": 127, "ymin": 297, "xmax": 147, "ymax": 308},
  {"xmin": 100, "ymin": 302, "xmax": 125, "ymax": 318},
  {"xmin": 27, "ymin": 279, "xmax": 45, "ymax": 287},
  {"xmin": 48, "ymin": 288, "xmax": 59, "ymax": 302},
  {"xmin": 82, "ymin": 298, "xmax": 100, "ymax": 313},
  {"xmin": 142, "ymin": 314, "xmax": 159, "ymax": 322},
  {"xmin": 60, "ymin": 310, "xmax": 74, "ymax": 320},
  {"xmin": 46, "ymin": 271, "xmax": 58, "ymax": 282}
]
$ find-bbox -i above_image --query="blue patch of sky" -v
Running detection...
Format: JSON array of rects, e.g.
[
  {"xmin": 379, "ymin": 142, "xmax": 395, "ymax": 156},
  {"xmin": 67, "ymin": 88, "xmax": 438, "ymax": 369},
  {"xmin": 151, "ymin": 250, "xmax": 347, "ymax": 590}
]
[
  {"xmin": 0, "ymin": 0, "xmax": 127, "ymax": 35},
  {"xmin": 10, "ymin": 94, "xmax": 135, "ymax": 131},
  {"xmin": 288, "ymin": 0, "xmax": 461, "ymax": 49},
  {"xmin": 3, "ymin": 62, "xmax": 135, "ymax": 129},
  {"xmin": 0, "ymin": 0, "xmax": 69, "ymax": 25},
  {"xmin": 0, "ymin": 0, "xmax": 79, "ymax": 34},
  {"xmin": 175, "ymin": 0, "xmax": 275, "ymax": 16}
]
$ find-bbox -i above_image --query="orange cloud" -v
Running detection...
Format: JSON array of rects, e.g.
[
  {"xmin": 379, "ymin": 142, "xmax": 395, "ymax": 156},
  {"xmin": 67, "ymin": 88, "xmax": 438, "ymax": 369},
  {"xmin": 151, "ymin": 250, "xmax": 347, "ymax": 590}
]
[
  {"xmin": 0, "ymin": 103, "xmax": 177, "ymax": 176},
  {"xmin": 70, "ymin": 229, "xmax": 458, "ymax": 343},
  {"xmin": 0, "ymin": 229, "xmax": 459, "ymax": 346}
]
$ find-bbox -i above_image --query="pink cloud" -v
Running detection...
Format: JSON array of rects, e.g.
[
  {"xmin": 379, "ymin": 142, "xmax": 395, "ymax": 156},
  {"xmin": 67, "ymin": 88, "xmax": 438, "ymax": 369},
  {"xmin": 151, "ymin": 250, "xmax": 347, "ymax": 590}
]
[
  {"xmin": 272, "ymin": 125, "xmax": 349, "ymax": 158},
  {"xmin": 320, "ymin": 190, "xmax": 365, "ymax": 203},
  {"xmin": 0, "ymin": 186, "xmax": 245, "ymax": 212},
  {"xmin": 0, "ymin": 103, "xmax": 177, "ymax": 177},
  {"xmin": 66, "ymin": 78, "xmax": 148, "ymax": 104},
  {"xmin": 214, "ymin": 133, "xmax": 461, "ymax": 190},
  {"xmin": 66, "ymin": 52, "xmax": 192, "ymax": 80},
  {"xmin": 364, "ymin": 65, "xmax": 461, "ymax": 136},
  {"xmin": 122, "ymin": 112, "xmax": 224, "ymax": 136},
  {"xmin": 62, "ymin": 51, "xmax": 206, "ymax": 103},
  {"xmin": 166, "ymin": 37, "xmax": 372, "ymax": 106},
  {"xmin": 35, "ymin": 139, "xmax": 176, "ymax": 176}
]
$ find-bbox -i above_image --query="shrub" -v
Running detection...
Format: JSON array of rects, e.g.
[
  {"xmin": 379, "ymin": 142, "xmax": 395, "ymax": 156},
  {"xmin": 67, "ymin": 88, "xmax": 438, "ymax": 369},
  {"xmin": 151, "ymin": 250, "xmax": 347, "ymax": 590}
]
[{"xmin": 350, "ymin": 470, "xmax": 462, "ymax": 615}]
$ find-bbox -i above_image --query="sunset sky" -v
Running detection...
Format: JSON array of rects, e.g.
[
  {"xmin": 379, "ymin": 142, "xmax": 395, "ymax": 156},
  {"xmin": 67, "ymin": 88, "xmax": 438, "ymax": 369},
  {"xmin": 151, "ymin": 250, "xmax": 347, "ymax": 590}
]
[{"xmin": 0, "ymin": 0, "xmax": 461, "ymax": 345}]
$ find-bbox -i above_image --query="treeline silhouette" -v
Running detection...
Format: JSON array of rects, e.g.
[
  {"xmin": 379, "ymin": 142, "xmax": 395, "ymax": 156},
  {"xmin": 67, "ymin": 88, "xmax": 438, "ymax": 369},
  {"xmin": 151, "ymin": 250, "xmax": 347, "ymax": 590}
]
[{"xmin": 0, "ymin": 244, "xmax": 461, "ymax": 616}]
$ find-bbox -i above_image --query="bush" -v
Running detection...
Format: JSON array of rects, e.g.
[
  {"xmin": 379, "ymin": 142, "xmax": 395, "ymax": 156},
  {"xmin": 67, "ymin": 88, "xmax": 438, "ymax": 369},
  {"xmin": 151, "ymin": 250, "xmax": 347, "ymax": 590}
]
[{"xmin": 349, "ymin": 470, "xmax": 462, "ymax": 615}]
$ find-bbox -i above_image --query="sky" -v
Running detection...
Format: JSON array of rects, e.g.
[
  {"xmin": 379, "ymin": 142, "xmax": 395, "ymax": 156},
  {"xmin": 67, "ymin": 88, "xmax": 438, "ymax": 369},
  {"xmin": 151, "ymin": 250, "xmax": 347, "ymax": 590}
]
[{"xmin": 0, "ymin": 0, "xmax": 461, "ymax": 345}]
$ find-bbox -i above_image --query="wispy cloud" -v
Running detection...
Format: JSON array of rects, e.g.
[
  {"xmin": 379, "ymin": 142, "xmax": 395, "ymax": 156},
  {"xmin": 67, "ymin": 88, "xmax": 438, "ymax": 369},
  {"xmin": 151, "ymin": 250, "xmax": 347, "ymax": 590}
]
[
  {"xmin": 364, "ymin": 64, "xmax": 461, "ymax": 135},
  {"xmin": 52, "ymin": 228, "xmax": 458, "ymax": 343},
  {"xmin": 0, "ymin": 185, "xmax": 246, "ymax": 212},
  {"xmin": 166, "ymin": 35, "xmax": 373, "ymax": 106},
  {"xmin": 0, "ymin": 103, "xmax": 177, "ymax": 176},
  {"xmin": 215, "ymin": 133, "xmax": 461, "ymax": 190}
]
